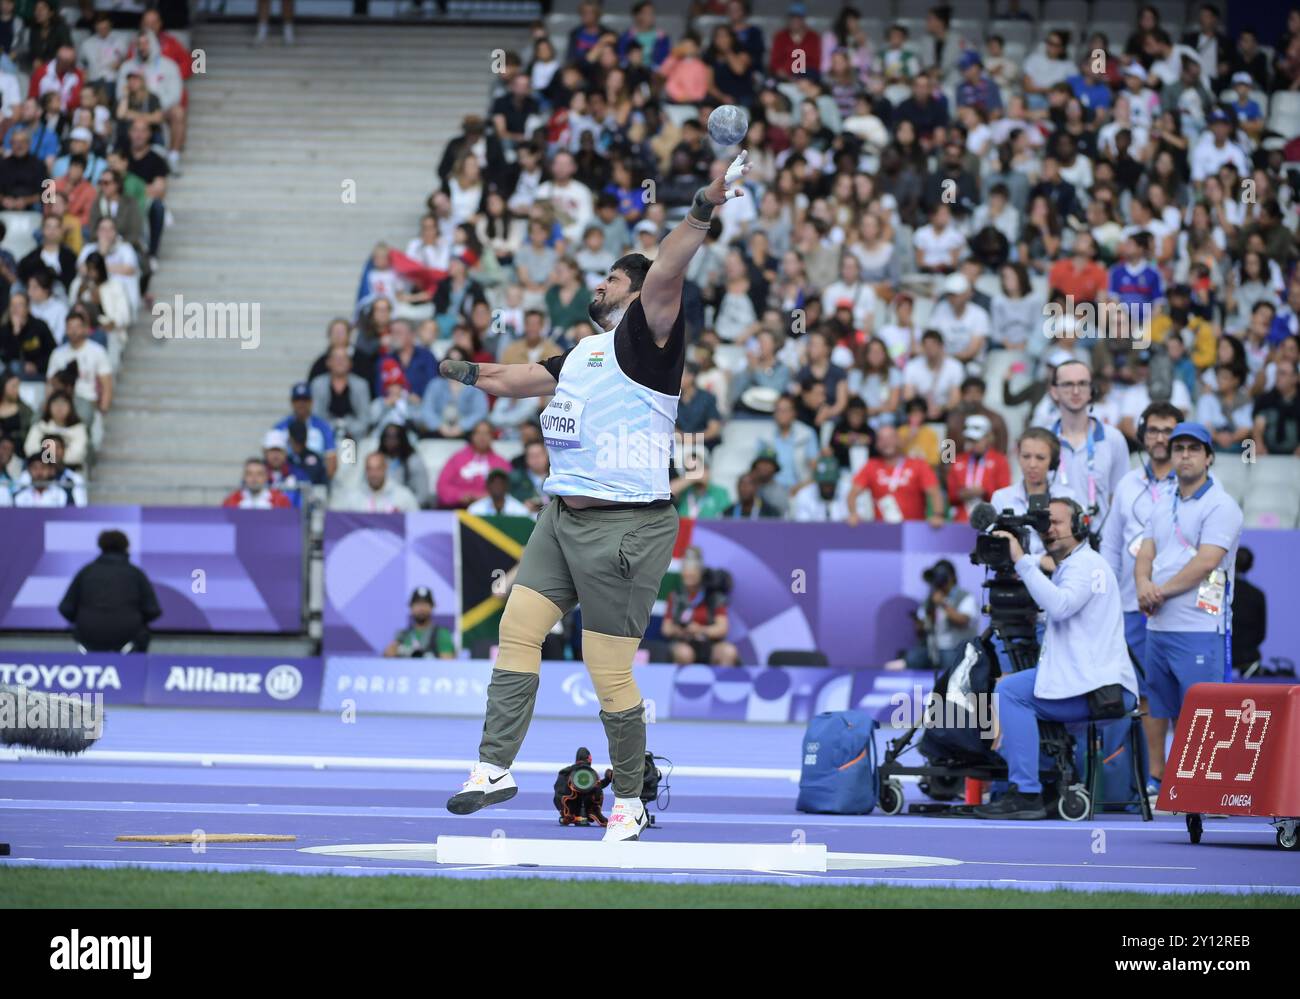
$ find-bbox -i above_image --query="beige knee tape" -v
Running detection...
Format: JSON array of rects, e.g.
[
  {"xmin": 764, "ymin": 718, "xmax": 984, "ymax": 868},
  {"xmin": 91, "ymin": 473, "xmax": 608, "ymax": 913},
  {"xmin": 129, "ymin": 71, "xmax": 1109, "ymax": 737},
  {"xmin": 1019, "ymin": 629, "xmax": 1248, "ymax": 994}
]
[
  {"xmin": 495, "ymin": 585, "xmax": 563, "ymax": 675},
  {"xmin": 582, "ymin": 630, "xmax": 643, "ymax": 712}
]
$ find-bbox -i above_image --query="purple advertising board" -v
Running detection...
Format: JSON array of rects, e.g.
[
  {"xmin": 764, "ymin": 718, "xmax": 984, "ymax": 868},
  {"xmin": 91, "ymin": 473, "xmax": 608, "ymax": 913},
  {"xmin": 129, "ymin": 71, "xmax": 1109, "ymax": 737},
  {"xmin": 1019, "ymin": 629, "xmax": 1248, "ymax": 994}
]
[
  {"xmin": 0, "ymin": 652, "xmax": 321, "ymax": 709},
  {"xmin": 319, "ymin": 657, "xmax": 931, "ymax": 724},
  {"xmin": 0, "ymin": 506, "xmax": 303, "ymax": 633},
  {"xmin": 0, "ymin": 651, "xmax": 149, "ymax": 703},
  {"xmin": 317, "ymin": 515, "xmax": 1300, "ymax": 671},
  {"xmin": 144, "ymin": 655, "xmax": 322, "ymax": 710},
  {"xmin": 322, "ymin": 512, "xmax": 458, "ymax": 654}
]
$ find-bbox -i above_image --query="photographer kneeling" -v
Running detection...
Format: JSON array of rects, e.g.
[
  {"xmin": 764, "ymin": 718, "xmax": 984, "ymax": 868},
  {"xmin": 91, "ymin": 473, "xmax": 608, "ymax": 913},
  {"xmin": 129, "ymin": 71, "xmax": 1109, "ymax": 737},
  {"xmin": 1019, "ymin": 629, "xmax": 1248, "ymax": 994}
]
[{"xmin": 974, "ymin": 497, "xmax": 1139, "ymax": 820}]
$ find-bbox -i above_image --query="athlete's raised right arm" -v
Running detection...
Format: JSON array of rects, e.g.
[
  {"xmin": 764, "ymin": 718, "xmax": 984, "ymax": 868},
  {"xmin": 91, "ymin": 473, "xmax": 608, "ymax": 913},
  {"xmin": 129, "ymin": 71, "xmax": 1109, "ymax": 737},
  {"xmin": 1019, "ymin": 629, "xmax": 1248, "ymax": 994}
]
[{"xmin": 438, "ymin": 358, "xmax": 558, "ymax": 399}]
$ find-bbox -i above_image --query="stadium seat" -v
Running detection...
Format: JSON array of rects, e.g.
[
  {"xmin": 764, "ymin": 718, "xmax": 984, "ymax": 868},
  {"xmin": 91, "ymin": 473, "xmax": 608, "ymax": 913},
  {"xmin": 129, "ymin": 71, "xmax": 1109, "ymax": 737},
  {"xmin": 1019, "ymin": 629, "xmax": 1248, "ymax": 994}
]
[
  {"xmin": 0, "ymin": 210, "xmax": 38, "ymax": 259},
  {"xmin": 1248, "ymin": 455, "xmax": 1300, "ymax": 493},
  {"xmin": 947, "ymin": 0, "xmax": 990, "ymax": 18},
  {"xmin": 768, "ymin": 649, "xmax": 830, "ymax": 666},
  {"xmin": 1210, "ymin": 454, "xmax": 1250, "ymax": 505},
  {"xmin": 1092, "ymin": 0, "xmax": 1136, "ymax": 20},
  {"xmin": 989, "ymin": 19, "xmax": 1034, "ymax": 49},
  {"xmin": 1040, "ymin": 0, "xmax": 1087, "ymax": 23},
  {"xmin": 493, "ymin": 439, "xmax": 523, "ymax": 466},
  {"xmin": 416, "ymin": 438, "xmax": 465, "ymax": 478},
  {"xmin": 1242, "ymin": 485, "xmax": 1300, "ymax": 529},
  {"xmin": 1267, "ymin": 93, "xmax": 1300, "ymax": 139}
]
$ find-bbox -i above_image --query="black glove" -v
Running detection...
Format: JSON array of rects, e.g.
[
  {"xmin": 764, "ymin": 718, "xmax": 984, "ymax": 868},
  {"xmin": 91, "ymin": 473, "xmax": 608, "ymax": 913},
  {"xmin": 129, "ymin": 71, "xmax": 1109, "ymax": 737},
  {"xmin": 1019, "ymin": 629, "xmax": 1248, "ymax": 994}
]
[{"xmin": 439, "ymin": 358, "xmax": 479, "ymax": 386}]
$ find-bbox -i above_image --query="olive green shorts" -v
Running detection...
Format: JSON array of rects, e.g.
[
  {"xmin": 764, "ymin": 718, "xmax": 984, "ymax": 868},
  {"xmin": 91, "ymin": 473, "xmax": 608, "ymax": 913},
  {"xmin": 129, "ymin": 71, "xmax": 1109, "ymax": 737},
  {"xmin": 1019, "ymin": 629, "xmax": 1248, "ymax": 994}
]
[{"xmin": 513, "ymin": 498, "xmax": 680, "ymax": 638}]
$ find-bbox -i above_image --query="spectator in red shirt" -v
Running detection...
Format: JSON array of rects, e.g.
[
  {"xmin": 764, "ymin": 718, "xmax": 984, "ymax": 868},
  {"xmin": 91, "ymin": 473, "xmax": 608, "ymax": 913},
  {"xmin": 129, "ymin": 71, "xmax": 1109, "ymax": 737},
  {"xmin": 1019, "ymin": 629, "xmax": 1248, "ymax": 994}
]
[
  {"xmin": 56, "ymin": 155, "xmax": 97, "ymax": 228},
  {"xmin": 222, "ymin": 458, "xmax": 294, "ymax": 509},
  {"xmin": 945, "ymin": 413, "xmax": 1012, "ymax": 523},
  {"xmin": 29, "ymin": 45, "xmax": 83, "ymax": 112},
  {"xmin": 659, "ymin": 547, "xmax": 739, "ymax": 666},
  {"xmin": 769, "ymin": 3, "xmax": 821, "ymax": 81},
  {"xmin": 847, "ymin": 420, "xmax": 944, "ymax": 526},
  {"xmin": 1048, "ymin": 231, "xmax": 1107, "ymax": 304}
]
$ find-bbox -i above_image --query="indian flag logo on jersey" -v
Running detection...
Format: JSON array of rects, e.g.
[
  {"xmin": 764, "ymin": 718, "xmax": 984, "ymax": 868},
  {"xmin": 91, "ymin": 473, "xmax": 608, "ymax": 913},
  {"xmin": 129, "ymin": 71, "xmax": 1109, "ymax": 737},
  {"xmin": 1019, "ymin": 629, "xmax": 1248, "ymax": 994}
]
[{"xmin": 587, "ymin": 351, "xmax": 606, "ymax": 367}]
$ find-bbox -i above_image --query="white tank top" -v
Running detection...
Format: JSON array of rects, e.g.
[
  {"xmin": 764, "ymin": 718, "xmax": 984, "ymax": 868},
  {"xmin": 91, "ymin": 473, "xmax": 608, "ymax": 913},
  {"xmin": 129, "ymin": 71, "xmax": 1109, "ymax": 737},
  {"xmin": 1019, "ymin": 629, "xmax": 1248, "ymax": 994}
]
[{"xmin": 542, "ymin": 321, "xmax": 681, "ymax": 503}]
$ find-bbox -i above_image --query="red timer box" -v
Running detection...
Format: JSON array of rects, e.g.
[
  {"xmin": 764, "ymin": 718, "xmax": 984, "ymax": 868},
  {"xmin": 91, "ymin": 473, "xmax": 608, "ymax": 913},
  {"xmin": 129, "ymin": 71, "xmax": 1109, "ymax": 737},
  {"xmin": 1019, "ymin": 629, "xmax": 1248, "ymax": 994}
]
[{"xmin": 1157, "ymin": 682, "xmax": 1300, "ymax": 818}]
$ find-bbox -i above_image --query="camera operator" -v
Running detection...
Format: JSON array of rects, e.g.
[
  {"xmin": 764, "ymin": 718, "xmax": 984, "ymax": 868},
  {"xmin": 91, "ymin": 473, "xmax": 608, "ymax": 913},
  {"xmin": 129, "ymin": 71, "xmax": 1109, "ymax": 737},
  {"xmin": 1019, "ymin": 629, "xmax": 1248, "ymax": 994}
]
[
  {"xmin": 985, "ymin": 427, "xmax": 1084, "ymax": 671},
  {"xmin": 972, "ymin": 497, "xmax": 1139, "ymax": 820},
  {"xmin": 384, "ymin": 587, "xmax": 456, "ymax": 659},
  {"xmin": 1135, "ymin": 422, "xmax": 1243, "ymax": 762},
  {"xmin": 903, "ymin": 559, "xmax": 979, "ymax": 673},
  {"xmin": 1047, "ymin": 360, "xmax": 1130, "ymax": 534},
  {"xmin": 1098, "ymin": 401, "xmax": 1182, "ymax": 796}
]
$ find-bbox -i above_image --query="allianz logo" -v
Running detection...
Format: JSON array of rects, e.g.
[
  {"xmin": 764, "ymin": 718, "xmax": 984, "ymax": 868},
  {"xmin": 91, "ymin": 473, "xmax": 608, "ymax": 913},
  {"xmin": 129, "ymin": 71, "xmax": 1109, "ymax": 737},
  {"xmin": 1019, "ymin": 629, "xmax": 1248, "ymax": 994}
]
[{"xmin": 163, "ymin": 665, "xmax": 302, "ymax": 700}]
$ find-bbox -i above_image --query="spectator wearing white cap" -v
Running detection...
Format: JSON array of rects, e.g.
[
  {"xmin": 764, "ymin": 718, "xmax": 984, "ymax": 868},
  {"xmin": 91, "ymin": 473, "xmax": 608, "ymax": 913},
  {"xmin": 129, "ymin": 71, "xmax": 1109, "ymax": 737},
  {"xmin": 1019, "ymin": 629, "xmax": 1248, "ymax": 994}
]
[
  {"xmin": 261, "ymin": 428, "xmax": 304, "ymax": 505},
  {"xmin": 222, "ymin": 457, "xmax": 294, "ymax": 509},
  {"xmin": 1119, "ymin": 63, "xmax": 1161, "ymax": 133},
  {"xmin": 52, "ymin": 126, "xmax": 106, "ymax": 185},
  {"xmin": 1228, "ymin": 72, "xmax": 1264, "ymax": 146},
  {"xmin": 631, "ymin": 218, "xmax": 660, "ymax": 261},
  {"xmin": 945, "ymin": 413, "xmax": 1011, "ymax": 523},
  {"xmin": 927, "ymin": 272, "xmax": 990, "ymax": 368}
]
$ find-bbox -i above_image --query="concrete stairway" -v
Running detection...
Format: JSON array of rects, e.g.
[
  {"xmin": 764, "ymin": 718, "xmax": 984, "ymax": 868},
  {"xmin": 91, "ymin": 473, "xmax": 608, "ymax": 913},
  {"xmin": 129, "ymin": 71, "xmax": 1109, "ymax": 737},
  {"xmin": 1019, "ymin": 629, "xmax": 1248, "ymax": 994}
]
[{"xmin": 91, "ymin": 22, "xmax": 515, "ymax": 505}]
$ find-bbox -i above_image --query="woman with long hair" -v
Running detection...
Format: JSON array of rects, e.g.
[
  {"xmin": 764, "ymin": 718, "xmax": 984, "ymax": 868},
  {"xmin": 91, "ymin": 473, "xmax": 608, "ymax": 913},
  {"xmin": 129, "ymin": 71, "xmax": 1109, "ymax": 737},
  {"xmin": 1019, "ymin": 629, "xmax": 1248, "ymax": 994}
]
[
  {"xmin": 378, "ymin": 421, "xmax": 430, "ymax": 506},
  {"xmin": 446, "ymin": 152, "xmax": 485, "ymax": 227},
  {"xmin": 847, "ymin": 335, "xmax": 901, "ymax": 423},
  {"xmin": 1018, "ymin": 193, "xmax": 1062, "ymax": 275},
  {"xmin": 476, "ymin": 190, "xmax": 525, "ymax": 268},
  {"xmin": 0, "ymin": 371, "xmax": 34, "ymax": 443},
  {"xmin": 25, "ymin": 389, "xmax": 88, "ymax": 468}
]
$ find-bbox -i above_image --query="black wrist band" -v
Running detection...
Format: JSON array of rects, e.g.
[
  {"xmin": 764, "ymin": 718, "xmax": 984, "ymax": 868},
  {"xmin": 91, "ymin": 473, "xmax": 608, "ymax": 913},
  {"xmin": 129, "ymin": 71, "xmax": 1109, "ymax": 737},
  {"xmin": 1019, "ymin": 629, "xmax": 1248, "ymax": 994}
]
[{"xmin": 690, "ymin": 188, "xmax": 715, "ymax": 223}]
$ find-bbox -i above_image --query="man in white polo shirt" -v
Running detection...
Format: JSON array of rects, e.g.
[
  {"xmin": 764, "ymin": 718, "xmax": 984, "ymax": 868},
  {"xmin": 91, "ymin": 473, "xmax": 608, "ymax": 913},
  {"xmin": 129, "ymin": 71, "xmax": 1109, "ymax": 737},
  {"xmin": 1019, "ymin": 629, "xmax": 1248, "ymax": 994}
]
[
  {"xmin": 1135, "ymin": 421, "xmax": 1243, "ymax": 793},
  {"xmin": 975, "ymin": 495, "xmax": 1139, "ymax": 819},
  {"xmin": 1099, "ymin": 401, "xmax": 1182, "ymax": 793},
  {"xmin": 1048, "ymin": 359, "xmax": 1130, "ymax": 534}
]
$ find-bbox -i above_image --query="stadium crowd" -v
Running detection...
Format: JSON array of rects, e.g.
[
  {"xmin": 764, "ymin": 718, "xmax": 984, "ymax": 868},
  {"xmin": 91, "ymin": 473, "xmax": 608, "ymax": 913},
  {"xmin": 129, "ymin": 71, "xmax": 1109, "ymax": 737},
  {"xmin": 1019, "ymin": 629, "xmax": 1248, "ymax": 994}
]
[
  {"xmin": 204, "ymin": 0, "xmax": 1300, "ymax": 529},
  {"xmin": 0, "ymin": 0, "xmax": 187, "ymax": 507}
]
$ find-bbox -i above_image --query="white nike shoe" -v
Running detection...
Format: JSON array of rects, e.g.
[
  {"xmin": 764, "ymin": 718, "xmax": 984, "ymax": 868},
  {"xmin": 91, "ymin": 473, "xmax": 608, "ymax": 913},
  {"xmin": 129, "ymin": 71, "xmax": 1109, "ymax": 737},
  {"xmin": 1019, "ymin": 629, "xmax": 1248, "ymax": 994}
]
[
  {"xmin": 602, "ymin": 797, "xmax": 649, "ymax": 842},
  {"xmin": 446, "ymin": 762, "xmax": 517, "ymax": 815}
]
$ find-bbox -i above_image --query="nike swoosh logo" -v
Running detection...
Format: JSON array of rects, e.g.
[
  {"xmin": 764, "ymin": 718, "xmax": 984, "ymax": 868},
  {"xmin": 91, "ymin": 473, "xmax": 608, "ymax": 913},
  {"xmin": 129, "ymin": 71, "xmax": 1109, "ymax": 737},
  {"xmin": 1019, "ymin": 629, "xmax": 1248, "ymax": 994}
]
[{"xmin": 487, "ymin": 774, "xmax": 509, "ymax": 785}]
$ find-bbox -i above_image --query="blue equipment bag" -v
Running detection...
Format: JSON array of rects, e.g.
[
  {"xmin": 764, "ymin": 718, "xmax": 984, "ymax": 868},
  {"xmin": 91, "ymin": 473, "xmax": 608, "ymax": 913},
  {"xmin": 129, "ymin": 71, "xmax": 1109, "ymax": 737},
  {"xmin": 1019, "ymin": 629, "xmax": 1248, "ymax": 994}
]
[{"xmin": 796, "ymin": 710, "xmax": 879, "ymax": 814}]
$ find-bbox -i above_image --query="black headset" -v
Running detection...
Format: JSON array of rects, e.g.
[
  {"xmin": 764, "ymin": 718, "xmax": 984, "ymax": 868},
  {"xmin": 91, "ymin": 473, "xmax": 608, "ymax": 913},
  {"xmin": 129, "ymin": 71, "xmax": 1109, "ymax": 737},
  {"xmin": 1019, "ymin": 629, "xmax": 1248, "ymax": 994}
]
[{"xmin": 1053, "ymin": 496, "xmax": 1092, "ymax": 542}]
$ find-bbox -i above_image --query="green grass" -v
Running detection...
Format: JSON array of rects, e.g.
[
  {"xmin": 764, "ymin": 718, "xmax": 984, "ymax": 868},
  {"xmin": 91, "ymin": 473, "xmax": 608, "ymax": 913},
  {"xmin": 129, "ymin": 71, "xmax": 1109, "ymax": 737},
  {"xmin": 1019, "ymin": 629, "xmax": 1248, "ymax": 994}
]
[{"xmin": 3, "ymin": 867, "xmax": 1297, "ymax": 908}]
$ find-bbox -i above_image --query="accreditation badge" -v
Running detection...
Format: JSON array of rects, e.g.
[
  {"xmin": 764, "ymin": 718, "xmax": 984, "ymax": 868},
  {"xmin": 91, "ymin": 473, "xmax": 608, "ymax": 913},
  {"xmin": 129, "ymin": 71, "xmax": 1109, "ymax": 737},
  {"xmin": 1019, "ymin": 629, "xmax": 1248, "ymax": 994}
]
[{"xmin": 1195, "ymin": 569, "xmax": 1226, "ymax": 616}]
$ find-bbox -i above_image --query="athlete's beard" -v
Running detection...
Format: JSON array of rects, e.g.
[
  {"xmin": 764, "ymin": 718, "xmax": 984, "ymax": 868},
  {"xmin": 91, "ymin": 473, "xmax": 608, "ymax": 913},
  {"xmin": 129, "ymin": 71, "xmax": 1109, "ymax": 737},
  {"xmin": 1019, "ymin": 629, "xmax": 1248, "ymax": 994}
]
[{"xmin": 588, "ymin": 290, "xmax": 629, "ymax": 331}]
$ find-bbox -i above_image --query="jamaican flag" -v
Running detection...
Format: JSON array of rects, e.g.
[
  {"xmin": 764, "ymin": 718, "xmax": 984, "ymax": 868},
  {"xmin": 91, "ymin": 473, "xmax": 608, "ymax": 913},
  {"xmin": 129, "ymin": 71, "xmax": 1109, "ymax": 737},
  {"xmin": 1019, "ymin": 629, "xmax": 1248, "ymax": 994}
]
[{"xmin": 458, "ymin": 512, "xmax": 537, "ymax": 651}]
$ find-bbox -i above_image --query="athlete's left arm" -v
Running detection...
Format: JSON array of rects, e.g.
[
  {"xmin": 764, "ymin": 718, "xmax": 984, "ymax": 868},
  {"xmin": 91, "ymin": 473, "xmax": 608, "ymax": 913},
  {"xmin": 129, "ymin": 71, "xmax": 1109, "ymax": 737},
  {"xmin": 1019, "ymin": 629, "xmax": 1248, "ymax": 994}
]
[{"xmin": 639, "ymin": 152, "xmax": 751, "ymax": 344}]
